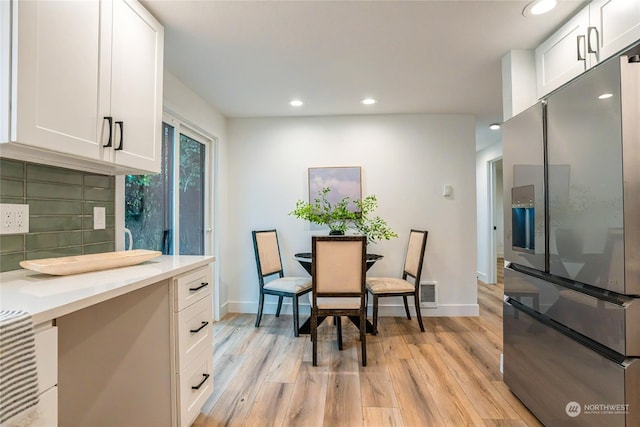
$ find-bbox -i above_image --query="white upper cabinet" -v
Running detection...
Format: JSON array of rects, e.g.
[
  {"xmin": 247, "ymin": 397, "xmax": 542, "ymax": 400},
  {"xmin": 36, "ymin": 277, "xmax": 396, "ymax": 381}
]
[
  {"xmin": 589, "ymin": 0, "xmax": 640, "ymax": 61},
  {"xmin": 536, "ymin": 0, "xmax": 640, "ymax": 99},
  {"xmin": 0, "ymin": 0, "xmax": 163, "ymax": 174},
  {"xmin": 109, "ymin": 0, "xmax": 164, "ymax": 173},
  {"xmin": 535, "ymin": 8, "xmax": 590, "ymax": 99}
]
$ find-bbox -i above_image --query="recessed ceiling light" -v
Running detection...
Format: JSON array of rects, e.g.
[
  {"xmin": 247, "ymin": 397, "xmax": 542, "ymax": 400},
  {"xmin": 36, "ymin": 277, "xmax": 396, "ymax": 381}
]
[
  {"xmin": 361, "ymin": 98, "xmax": 376, "ymax": 105},
  {"xmin": 290, "ymin": 99, "xmax": 303, "ymax": 107},
  {"xmin": 598, "ymin": 93, "xmax": 613, "ymax": 100},
  {"xmin": 489, "ymin": 123, "xmax": 501, "ymax": 130},
  {"xmin": 523, "ymin": 0, "xmax": 557, "ymax": 17}
]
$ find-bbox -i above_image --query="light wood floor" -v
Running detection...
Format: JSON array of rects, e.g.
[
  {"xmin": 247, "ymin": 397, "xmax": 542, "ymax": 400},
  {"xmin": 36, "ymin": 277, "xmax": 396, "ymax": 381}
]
[{"xmin": 193, "ymin": 261, "xmax": 541, "ymax": 427}]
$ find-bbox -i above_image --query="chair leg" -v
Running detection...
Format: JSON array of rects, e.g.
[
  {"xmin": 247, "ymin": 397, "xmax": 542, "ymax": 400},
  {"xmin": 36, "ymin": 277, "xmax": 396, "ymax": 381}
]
[
  {"xmin": 360, "ymin": 311, "xmax": 367, "ymax": 367},
  {"xmin": 311, "ymin": 309, "xmax": 318, "ymax": 366},
  {"xmin": 403, "ymin": 295, "xmax": 411, "ymax": 320},
  {"xmin": 372, "ymin": 294, "xmax": 379, "ymax": 335},
  {"xmin": 372, "ymin": 294, "xmax": 378, "ymax": 335},
  {"xmin": 255, "ymin": 292, "xmax": 265, "ymax": 327},
  {"xmin": 275, "ymin": 296, "xmax": 284, "ymax": 317},
  {"xmin": 293, "ymin": 296, "xmax": 300, "ymax": 337},
  {"xmin": 336, "ymin": 316, "xmax": 343, "ymax": 351},
  {"xmin": 414, "ymin": 294, "xmax": 425, "ymax": 332}
]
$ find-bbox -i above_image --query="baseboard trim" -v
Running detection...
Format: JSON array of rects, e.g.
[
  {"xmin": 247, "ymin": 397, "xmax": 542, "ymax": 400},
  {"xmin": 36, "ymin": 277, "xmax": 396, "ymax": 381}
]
[
  {"xmin": 227, "ymin": 301, "xmax": 479, "ymax": 317},
  {"xmin": 477, "ymin": 271, "xmax": 488, "ymax": 283},
  {"xmin": 218, "ymin": 301, "xmax": 230, "ymax": 321}
]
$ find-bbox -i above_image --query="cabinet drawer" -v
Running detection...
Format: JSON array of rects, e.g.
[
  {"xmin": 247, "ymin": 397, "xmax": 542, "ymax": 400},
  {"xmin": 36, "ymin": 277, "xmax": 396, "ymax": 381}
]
[
  {"xmin": 30, "ymin": 386, "xmax": 58, "ymax": 427},
  {"xmin": 174, "ymin": 266, "xmax": 212, "ymax": 312},
  {"xmin": 176, "ymin": 295, "xmax": 213, "ymax": 372},
  {"xmin": 34, "ymin": 324, "xmax": 57, "ymax": 393},
  {"xmin": 177, "ymin": 350, "xmax": 213, "ymax": 427}
]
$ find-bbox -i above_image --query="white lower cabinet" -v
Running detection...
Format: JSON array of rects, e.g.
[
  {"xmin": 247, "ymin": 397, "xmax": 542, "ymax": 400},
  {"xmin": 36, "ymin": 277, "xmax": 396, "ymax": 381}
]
[
  {"xmin": 172, "ymin": 265, "xmax": 214, "ymax": 426},
  {"xmin": 177, "ymin": 349, "xmax": 214, "ymax": 427},
  {"xmin": 29, "ymin": 387, "xmax": 57, "ymax": 427}
]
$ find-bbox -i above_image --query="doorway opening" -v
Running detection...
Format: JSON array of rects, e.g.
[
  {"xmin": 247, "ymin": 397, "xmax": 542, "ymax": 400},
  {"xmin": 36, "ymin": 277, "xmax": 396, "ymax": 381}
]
[{"xmin": 488, "ymin": 157, "xmax": 504, "ymax": 285}]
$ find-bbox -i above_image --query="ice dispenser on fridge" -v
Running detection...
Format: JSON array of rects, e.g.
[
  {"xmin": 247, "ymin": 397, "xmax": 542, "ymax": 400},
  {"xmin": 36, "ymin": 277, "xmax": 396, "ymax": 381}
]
[{"xmin": 511, "ymin": 185, "xmax": 535, "ymax": 253}]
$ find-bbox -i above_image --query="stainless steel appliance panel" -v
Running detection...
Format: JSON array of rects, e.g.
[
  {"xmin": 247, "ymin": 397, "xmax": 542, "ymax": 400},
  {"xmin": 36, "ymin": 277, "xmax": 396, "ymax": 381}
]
[
  {"xmin": 502, "ymin": 102, "xmax": 546, "ymax": 271},
  {"xmin": 505, "ymin": 265, "xmax": 640, "ymax": 356},
  {"xmin": 504, "ymin": 301, "xmax": 640, "ymax": 427},
  {"xmin": 621, "ymin": 56, "xmax": 640, "ymax": 295},
  {"xmin": 546, "ymin": 57, "xmax": 625, "ymax": 293}
]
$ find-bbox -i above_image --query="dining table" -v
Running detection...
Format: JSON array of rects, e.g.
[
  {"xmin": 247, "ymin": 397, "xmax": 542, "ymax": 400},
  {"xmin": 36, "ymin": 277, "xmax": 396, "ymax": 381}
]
[{"xmin": 293, "ymin": 252, "xmax": 383, "ymax": 335}]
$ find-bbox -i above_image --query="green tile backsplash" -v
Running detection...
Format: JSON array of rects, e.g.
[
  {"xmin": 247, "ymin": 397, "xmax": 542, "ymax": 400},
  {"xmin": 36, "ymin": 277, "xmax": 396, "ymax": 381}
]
[{"xmin": 0, "ymin": 159, "xmax": 116, "ymax": 272}]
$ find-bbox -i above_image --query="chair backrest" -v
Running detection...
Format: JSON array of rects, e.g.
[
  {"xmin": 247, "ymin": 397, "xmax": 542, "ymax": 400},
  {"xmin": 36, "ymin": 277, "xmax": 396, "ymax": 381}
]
[
  {"xmin": 403, "ymin": 229, "xmax": 428, "ymax": 284},
  {"xmin": 252, "ymin": 230, "xmax": 284, "ymax": 283},
  {"xmin": 312, "ymin": 236, "xmax": 366, "ymax": 299}
]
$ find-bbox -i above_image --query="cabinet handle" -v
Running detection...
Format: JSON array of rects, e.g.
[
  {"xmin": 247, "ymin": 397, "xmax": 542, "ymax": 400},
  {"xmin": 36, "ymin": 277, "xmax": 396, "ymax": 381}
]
[
  {"xmin": 189, "ymin": 282, "xmax": 208, "ymax": 292},
  {"xmin": 115, "ymin": 121, "xmax": 124, "ymax": 151},
  {"xmin": 576, "ymin": 35, "xmax": 586, "ymax": 62},
  {"xmin": 190, "ymin": 321, "xmax": 209, "ymax": 334},
  {"xmin": 587, "ymin": 26, "xmax": 599, "ymax": 55},
  {"xmin": 103, "ymin": 117, "xmax": 113, "ymax": 147},
  {"xmin": 191, "ymin": 373, "xmax": 210, "ymax": 390}
]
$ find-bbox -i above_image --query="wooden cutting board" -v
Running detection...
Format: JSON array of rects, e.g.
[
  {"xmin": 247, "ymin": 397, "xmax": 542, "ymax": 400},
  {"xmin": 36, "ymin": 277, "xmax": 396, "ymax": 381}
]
[{"xmin": 19, "ymin": 250, "xmax": 162, "ymax": 276}]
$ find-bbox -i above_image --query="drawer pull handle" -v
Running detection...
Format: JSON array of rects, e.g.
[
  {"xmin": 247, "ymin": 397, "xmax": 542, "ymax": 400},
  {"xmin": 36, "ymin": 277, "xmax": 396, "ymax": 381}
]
[
  {"xmin": 189, "ymin": 282, "xmax": 208, "ymax": 292},
  {"xmin": 191, "ymin": 373, "xmax": 210, "ymax": 390},
  {"xmin": 190, "ymin": 321, "xmax": 209, "ymax": 334}
]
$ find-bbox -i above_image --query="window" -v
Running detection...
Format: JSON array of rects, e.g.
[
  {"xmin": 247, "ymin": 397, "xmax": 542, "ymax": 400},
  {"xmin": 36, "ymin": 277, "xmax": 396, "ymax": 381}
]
[{"xmin": 125, "ymin": 116, "xmax": 213, "ymax": 256}]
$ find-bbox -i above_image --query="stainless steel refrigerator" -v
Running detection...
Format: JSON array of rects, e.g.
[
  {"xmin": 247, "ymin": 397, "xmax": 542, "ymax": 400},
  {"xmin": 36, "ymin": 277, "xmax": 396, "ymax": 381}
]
[{"xmin": 502, "ymin": 52, "xmax": 640, "ymax": 426}]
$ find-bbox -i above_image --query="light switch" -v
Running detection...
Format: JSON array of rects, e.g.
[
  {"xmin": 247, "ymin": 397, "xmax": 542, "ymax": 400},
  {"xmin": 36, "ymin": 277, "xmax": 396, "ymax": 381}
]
[
  {"xmin": 443, "ymin": 185, "xmax": 453, "ymax": 198},
  {"xmin": 93, "ymin": 207, "xmax": 106, "ymax": 230}
]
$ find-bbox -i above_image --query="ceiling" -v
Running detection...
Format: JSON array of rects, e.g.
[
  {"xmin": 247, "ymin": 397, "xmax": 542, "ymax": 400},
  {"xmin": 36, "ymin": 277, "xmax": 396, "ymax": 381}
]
[{"xmin": 142, "ymin": 0, "xmax": 586, "ymax": 151}]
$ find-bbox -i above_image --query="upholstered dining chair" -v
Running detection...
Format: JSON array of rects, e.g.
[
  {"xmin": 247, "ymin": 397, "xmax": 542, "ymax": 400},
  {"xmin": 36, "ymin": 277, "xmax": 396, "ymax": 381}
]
[
  {"xmin": 311, "ymin": 235, "xmax": 367, "ymax": 367},
  {"xmin": 366, "ymin": 229, "xmax": 428, "ymax": 335},
  {"xmin": 252, "ymin": 229, "xmax": 312, "ymax": 337}
]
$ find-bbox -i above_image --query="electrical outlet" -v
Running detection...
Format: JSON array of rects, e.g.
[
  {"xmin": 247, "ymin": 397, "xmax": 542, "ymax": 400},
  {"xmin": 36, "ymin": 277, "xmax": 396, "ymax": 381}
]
[{"xmin": 0, "ymin": 203, "xmax": 29, "ymax": 235}]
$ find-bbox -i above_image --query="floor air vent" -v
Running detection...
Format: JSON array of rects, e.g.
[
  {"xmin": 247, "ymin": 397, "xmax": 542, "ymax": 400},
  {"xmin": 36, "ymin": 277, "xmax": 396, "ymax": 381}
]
[{"xmin": 419, "ymin": 281, "xmax": 437, "ymax": 308}]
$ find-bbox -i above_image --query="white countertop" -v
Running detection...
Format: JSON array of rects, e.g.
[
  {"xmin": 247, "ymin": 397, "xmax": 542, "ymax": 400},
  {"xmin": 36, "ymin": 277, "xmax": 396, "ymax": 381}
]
[{"xmin": 0, "ymin": 255, "xmax": 215, "ymax": 325}]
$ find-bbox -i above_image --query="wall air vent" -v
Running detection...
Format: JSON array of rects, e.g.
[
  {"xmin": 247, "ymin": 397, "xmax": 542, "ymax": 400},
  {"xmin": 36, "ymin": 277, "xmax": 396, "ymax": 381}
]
[{"xmin": 419, "ymin": 281, "xmax": 438, "ymax": 308}]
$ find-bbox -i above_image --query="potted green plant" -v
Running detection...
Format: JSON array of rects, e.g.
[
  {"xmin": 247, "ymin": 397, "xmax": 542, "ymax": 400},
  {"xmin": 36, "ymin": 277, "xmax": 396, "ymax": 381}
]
[
  {"xmin": 290, "ymin": 187, "xmax": 356, "ymax": 235},
  {"xmin": 290, "ymin": 187, "xmax": 398, "ymax": 244},
  {"xmin": 353, "ymin": 195, "xmax": 398, "ymax": 244}
]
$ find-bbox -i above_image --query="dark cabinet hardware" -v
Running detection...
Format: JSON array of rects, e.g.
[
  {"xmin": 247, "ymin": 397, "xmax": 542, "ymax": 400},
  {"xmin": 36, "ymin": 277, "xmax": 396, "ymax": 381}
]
[
  {"xmin": 115, "ymin": 121, "xmax": 124, "ymax": 150},
  {"xmin": 191, "ymin": 373, "xmax": 210, "ymax": 390},
  {"xmin": 103, "ymin": 116, "xmax": 113, "ymax": 147},
  {"xmin": 576, "ymin": 35, "xmax": 586, "ymax": 61},
  {"xmin": 190, "ymin": 321, "xmax": 209, "ymax": 334},
  {"xmin": 189, "ymin": 282, "xmax": 208, "ymax": 292},
  {"xmin": 587, "ymin": 26, "xmax": 599, "ymax": 55}
]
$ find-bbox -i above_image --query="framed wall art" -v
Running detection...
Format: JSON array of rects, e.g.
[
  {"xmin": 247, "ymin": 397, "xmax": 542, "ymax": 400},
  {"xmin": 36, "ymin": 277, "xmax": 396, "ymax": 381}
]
[{"xmin": 308, "ymin": 166, "xmax": 362, "ymax": 211}]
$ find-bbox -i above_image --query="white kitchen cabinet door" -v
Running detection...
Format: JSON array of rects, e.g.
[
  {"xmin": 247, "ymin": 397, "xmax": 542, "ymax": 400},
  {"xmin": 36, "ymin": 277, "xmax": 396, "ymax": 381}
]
[
  {"xmin": 2, "ymin": 0, "xmax": 162, "ymax": 175},
  {"xmin": 7, "ymin": 0, "xmax": 111, "ymax": 162},
  {"xmin": 110, "ymin": 0, "xmax": 163, "ymax": 173},
  {"xmin": 589, "ymin": 0, "xmax": 640, "ymax": 63},
  {"xmin": 535, "ymin": 7, "xmax": 590, "ymax": 98}
]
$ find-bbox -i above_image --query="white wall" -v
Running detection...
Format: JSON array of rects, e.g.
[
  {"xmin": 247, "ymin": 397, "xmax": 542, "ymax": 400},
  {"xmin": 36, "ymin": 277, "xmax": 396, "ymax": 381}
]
[
  {"xmin": 225, "ymin": 113, "xmax": 479, "ymax": 317},
  {"xmin": 476, "ymin": 141, "xmax": 503, "ymax": 283}
]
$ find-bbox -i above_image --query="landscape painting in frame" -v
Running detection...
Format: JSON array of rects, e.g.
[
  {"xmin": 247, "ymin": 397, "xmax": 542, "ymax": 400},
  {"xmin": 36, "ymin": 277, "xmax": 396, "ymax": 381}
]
[{"xmin": 308, "ymin": 166, "xmax": 362, "ymax": 212}]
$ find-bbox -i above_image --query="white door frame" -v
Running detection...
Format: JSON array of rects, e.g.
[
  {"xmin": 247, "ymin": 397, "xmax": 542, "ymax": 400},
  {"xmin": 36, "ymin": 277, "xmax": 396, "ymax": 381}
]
[{"xmin": 487, "ymin": 156, "xmax": 503, "ymax": 285}]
